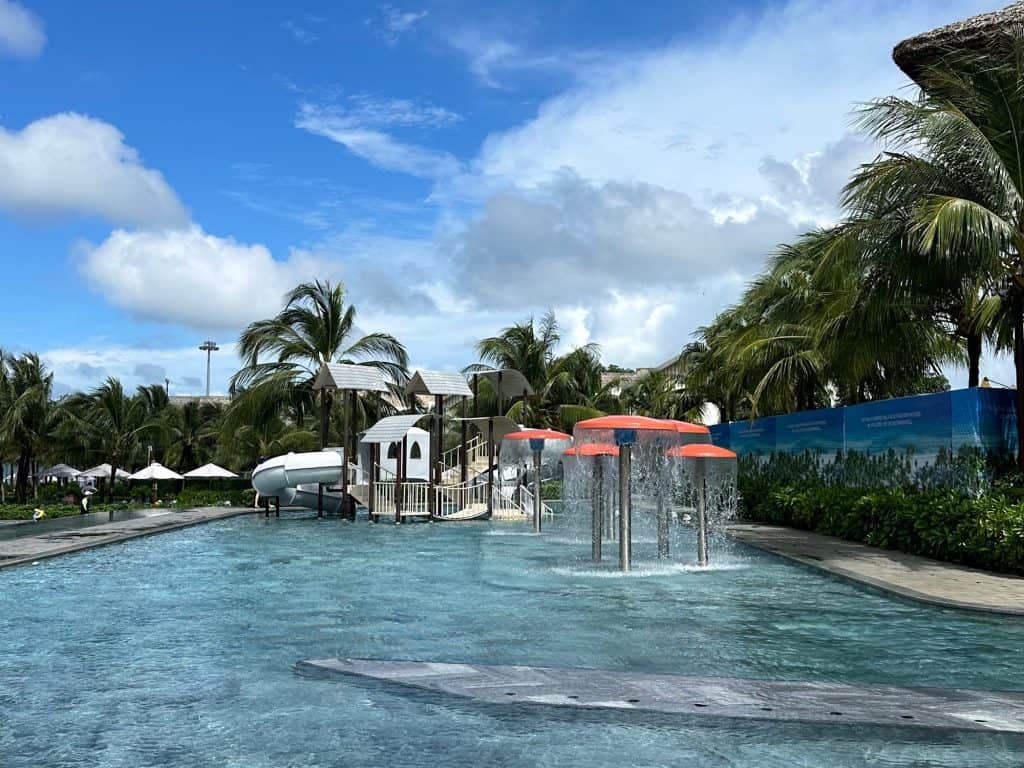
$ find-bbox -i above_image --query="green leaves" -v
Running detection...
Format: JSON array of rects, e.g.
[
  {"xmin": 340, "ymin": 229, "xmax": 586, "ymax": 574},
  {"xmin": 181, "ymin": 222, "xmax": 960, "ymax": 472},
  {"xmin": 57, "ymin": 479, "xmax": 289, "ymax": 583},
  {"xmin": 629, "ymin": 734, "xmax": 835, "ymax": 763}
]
[{"xmin": 741, "ymin": 477, "xmax": 1024, "ymax": 575}]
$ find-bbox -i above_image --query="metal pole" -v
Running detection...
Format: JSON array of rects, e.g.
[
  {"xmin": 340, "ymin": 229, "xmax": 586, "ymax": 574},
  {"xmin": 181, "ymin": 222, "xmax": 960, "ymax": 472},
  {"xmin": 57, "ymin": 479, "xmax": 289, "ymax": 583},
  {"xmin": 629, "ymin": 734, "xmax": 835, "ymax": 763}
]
[
  {"xmin": 532, "ymin": 449, "xmax": 542, "ymax": 533},
  {"xmin": 497, "ymin": 371, "xmax": 503, "ymax": 416},
  {"xmin": 460, "ymin": 396, "xmax": 468, "ymax": 483},
  {"xmin": 605, "ymin": 464, "xmax": 614, "ymax": 541},
  {"xmin": 343, "ymin": 390, "xmax": 352, "ymax": 519},
  {"xmin": 619, "ymin": 445, "xmax": 632, "ymax": 572},
  {"xmin": 199, "ymin": 340, "xmax": 218, "ymax": 396},
  {"xmin": 592, "ymin": 459, "xmax": 602, "ymax": 561},
  {"xmin": 395, "ymin": 437, "xmax": 406, "ymax": 524},
  {"xmin": 697, "ymin": 463, "xmax": 709, "ymax": 567},
  {"xmin": 487, "ymin": 418, "xmax": 495, "ymax": 517},
  {"xmin": 368, "ymin": 444, "xmax": 376, "ymax": 522},
  {"xmin": 317, "ymin": 482, "xmax": 324, "ymax": 518},
  {"xmin": 431, "ymin": 394, "xmax": 443, "ymax": 520},
  {"xmin": 657, "ymin": 484, "xmax": 669, "ymax": 558}
]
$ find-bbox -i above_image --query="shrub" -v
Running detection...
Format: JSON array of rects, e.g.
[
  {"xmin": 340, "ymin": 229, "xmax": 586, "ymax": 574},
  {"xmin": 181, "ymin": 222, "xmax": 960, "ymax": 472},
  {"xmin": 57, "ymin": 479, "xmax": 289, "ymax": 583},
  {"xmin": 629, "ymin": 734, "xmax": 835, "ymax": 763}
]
[
  {"xmin": 739, "ymin": 478, "xmax": 1024, "ymax": 575},
  {"xmin": 541, "ymin": 480, "xmax": 562, "ymax": 500}
]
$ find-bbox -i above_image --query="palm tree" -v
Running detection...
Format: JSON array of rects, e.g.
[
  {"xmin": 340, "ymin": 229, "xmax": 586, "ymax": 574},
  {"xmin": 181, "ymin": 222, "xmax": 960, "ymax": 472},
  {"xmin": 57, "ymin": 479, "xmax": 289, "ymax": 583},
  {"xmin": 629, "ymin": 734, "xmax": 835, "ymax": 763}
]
[
  {"xmin": 472, "ymin": 311, "xmax": 616, "ymax": 429},
  {"xmin": 0, "ymin": 352, "xmax": 55, "ymax": 502},
  {"xmin": 166, "ymin": 400, "xmax": 221, "ymax": 471},
  {"xmin": 233, "ymin": 280, "xmax": 409, "ymax": 450},
  {"xmin": 76, "ymin": 378, "xmax": 159, "ymax": 501},
  {"xmin": 843, "ymin": 39, "xmax": 1024, "ymax": 463}
]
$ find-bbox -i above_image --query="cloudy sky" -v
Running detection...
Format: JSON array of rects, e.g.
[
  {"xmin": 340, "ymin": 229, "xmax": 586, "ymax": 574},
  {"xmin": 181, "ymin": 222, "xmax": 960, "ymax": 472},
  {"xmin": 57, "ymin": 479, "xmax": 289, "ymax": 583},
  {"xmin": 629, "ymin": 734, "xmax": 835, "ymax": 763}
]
[{"xmin": 0, "ymin": 0, "xmax": 1003, "ymax": 396}]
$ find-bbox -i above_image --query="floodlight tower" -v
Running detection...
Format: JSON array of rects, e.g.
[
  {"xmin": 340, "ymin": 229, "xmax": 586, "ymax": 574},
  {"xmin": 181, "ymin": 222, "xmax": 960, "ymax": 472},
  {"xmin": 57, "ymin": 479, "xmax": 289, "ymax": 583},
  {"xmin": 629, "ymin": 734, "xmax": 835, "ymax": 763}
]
[{"xmin": 199, "ymin": 340, "xmax": 219, "ymax": 396}]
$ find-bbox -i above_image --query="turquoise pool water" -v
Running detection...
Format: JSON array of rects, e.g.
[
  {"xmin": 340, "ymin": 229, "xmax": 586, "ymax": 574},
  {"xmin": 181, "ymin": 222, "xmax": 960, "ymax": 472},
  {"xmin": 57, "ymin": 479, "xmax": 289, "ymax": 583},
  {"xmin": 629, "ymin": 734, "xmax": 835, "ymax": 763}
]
[{"xmin": 2, "ymin": 510, "xmax": 1023, "ymax": 767}]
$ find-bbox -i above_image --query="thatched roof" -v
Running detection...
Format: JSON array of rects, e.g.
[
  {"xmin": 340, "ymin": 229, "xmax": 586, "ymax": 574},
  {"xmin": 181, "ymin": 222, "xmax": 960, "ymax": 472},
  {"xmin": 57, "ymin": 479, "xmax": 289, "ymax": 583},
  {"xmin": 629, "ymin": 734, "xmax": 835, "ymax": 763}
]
[{"xmin": 893, "ymin": 1, "xmax": 1024, "ymax": 82}]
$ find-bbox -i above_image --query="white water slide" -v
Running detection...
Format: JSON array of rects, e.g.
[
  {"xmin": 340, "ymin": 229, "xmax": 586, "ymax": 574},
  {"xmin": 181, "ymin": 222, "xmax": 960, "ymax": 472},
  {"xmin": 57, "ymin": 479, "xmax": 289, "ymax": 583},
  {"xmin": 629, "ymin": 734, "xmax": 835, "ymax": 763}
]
[{"xmin": 251, "ymin": 451, "xmax": 346, "ymax": 513}]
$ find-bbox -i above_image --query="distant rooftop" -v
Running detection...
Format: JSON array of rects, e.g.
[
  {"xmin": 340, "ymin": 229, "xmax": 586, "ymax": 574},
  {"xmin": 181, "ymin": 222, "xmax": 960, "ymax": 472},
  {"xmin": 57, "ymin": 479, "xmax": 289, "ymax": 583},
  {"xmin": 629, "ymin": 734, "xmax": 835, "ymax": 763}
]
[{"xmin": 169, "ymin": 395, "xmax": 231, "ymax": 406}]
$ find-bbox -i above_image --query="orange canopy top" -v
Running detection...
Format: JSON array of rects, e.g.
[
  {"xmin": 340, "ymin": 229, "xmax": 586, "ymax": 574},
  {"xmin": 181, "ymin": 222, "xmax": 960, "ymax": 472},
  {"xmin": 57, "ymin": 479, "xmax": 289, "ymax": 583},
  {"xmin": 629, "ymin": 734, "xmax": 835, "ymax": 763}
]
[
  {"xmin": 574, "ymin": 415, "xmax": 676, "ymax": 432},
  {"xmin": 662, "ymin": 419, "xmax": 711, "ymax": 435},
  {"xmin": 563, "ymin": 443, "xmax": 620, "ymax": 457},
  {"xmin": 665, "ymin": 444, "xmax": 737, "ymax": 459},
  {"xmin": 504, "ymin": 429, "xmax": 572, "ymax": 441}
]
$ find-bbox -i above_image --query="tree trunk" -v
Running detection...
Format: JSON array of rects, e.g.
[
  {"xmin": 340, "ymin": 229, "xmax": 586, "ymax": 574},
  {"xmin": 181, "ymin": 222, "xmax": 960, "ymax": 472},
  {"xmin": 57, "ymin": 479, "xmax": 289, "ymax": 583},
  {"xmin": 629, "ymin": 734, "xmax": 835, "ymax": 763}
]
[
  {"xmin": 1015, "ymin": 310, "xmax": 1024, "ymax": 471},
  {"xmin": 319, "ymin": 389, "xmax": 333, "ymax": 450},
  {"xmin": 109, "ymin": 461, "xmax": 119, "ymax": 503},
  {"xmin": 967, "ymin": 332, "xmax": 982, "ymax": 387},
  {"xmin": 15, "ymin": 450, "xmax": 31, "ymax": 503}
]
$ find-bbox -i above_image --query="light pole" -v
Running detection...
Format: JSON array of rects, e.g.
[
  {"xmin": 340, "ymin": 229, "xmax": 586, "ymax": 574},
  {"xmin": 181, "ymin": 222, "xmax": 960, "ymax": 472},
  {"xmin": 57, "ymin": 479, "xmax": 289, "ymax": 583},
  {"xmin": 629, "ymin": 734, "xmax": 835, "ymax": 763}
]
[{"xmin": 199, "ymin": 340, "xmax": 219, "ymax": 396}]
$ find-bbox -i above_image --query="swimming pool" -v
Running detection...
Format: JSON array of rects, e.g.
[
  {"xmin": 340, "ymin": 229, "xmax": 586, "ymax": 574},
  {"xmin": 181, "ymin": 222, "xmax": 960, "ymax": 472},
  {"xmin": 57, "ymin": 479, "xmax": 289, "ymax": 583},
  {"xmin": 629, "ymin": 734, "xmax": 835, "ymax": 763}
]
[
  {"xmin": 1, "ymin": 511, "xmax": 1022, "ymax": 767},
  {"xmin": 0, "ymin": 508, "xmax": 173, "ymax": 541}
]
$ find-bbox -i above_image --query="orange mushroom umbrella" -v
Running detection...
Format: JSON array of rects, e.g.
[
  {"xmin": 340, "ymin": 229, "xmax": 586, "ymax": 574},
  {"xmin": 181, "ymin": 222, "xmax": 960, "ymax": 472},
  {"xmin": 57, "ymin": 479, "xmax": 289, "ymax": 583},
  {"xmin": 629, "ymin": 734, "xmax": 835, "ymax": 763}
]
[
  {"xmin": 665, "ymin": 444, "xmax": 736, "ymax": 459},
  {"xmin": 573, "ymin": 416, "xmax": 677, "ymax": 572},
  {"xmin": 506, "ymin": 428, "xmax": 573, "ymax": 441},
  {"xmin": 665, "ymin": 443, "xmax": 737, "ymax": 566},
  {"xmin": 505, "ymin": 429, "xmax": 571, "ymax": 533},
  {"xmin": 562, "ymin": 443, "xmax": 619, "ymax": 457}
]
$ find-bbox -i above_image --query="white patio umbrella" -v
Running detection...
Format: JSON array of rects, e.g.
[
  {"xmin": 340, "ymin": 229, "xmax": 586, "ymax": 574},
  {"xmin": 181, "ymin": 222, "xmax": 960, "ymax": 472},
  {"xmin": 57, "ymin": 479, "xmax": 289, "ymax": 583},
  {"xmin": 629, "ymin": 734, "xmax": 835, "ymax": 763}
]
[
  {"xmin": 79, "ymin": 463, "xmax": 132, "ymax": 480},
  {"xmin": 36, "ymin": 463, "xmax": 80, "ymax": 480},
  {"xmin": 182, "ymin": 462, "xmax": 237, "ymax": 479},
  {"xmin": 130, "ymin": 462, "xmax": 185, "ymax": 504},
  {"xmin": 128, "ymin": 462, "xmax": 185, "ymax": 481}
]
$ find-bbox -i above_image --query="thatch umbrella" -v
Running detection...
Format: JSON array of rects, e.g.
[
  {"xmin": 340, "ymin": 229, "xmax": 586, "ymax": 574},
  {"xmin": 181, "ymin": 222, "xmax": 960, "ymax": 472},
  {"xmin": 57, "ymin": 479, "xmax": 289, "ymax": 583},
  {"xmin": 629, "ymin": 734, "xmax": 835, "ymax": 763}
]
[{"xmin": 893, "ymin": 1, "xmax": 1024, "ymax": 83}]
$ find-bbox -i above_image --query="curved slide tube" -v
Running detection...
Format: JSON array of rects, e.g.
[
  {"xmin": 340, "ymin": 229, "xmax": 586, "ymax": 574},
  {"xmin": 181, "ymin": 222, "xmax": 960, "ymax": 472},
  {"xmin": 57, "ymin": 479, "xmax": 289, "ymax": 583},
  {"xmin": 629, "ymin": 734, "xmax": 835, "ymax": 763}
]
[{"xmin": 251, "ymin": 451, "xmax": 345, "ymax": 513}]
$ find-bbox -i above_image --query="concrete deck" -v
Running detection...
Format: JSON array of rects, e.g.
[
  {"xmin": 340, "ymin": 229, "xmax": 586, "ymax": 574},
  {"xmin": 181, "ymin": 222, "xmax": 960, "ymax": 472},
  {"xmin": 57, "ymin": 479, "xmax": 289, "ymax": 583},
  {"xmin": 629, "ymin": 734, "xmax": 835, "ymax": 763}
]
[
  {"xmin": 0, "ymin": 506, "xmax": 253, "ymax": 570},
  {"xmin": 729, "ymin": 523, "xmax": 1024, "ymax": 616},
  {"xmin": 298, "ymin": 658, "xmax": 1024, "ymax": 733}
]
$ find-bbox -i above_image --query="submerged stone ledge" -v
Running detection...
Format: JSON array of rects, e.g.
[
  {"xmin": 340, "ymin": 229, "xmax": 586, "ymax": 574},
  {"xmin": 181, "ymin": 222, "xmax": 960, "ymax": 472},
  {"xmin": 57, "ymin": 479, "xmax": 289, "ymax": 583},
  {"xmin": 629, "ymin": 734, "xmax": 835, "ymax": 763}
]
[
  {"xmin": 729, "ymin": 523, "xmax": 1024, "ymax": 616},
  {"xmin": 0, "ymin": 506, "xmax": 252, "ymax": 569},
  {"xmin": 298, "ymin": 658, "xmax": 1024, "ymax": 734}
]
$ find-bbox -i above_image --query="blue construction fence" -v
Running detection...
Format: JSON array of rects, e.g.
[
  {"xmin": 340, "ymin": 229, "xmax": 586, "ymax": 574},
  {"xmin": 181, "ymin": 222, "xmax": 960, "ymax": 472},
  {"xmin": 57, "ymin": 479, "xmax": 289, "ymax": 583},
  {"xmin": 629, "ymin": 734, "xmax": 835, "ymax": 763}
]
[{"xmin": 709, "ymin": 388, "xmax": 1018, "ymax": 489}]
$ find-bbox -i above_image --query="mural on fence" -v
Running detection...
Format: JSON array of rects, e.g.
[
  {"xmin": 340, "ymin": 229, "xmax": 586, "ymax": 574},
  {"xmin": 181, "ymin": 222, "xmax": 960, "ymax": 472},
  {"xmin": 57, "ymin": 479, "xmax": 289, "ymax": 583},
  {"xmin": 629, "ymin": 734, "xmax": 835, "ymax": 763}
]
[{"xmin": 709, "ymin": 388, "xmax": 1018, "ymax": 491}]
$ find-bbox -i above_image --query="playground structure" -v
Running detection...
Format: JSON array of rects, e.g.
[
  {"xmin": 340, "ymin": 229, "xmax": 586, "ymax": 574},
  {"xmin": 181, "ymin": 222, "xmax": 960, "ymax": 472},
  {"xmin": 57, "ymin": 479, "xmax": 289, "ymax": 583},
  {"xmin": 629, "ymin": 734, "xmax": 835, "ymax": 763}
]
[
  {"xmin": 251, "ymin": 364, "xmax": 556, "ymax": 524},
  {"xmin": 251, "ymin": 362, "xmax": 738, "ymax": 569}
]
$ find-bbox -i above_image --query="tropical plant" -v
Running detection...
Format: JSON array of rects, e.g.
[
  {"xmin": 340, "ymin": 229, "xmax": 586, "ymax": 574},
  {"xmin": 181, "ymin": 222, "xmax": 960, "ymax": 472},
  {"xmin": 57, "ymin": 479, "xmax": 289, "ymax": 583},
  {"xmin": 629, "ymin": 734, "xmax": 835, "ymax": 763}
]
[
  {"xmin": 0, "ymin": 352, "xmax": 56, "ymax": 502},
  {"xmin": 471, "ymin": 311, "xmax": 622, "ymax": 430},
  {"xmin": 72, "ymin": 378, "xmax": 162, "ymax": 501},
  {"xmin": 232, "ymin": 280, "xmax": 409, "ymax": 450},
  {"xmin": 839, "ymin": 38, "xmax": 1024, "ymax": 464}
]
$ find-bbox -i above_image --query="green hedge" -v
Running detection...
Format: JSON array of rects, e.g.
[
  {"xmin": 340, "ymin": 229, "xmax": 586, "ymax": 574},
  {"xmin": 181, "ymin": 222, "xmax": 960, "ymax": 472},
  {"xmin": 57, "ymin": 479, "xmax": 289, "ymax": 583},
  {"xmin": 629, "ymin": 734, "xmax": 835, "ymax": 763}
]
[
  {"xmin": 740, "ymin": 477, "xmax": 1024, "ymax": 575},
  {"xmin": 541, "ymin": 480, "xmax": 562, "ymax": 500}
]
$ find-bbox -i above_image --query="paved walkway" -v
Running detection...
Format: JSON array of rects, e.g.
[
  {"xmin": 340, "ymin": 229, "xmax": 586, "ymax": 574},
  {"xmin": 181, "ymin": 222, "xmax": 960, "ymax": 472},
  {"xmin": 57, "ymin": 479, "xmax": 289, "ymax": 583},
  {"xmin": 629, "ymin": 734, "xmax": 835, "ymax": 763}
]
[
  {"xmin": 729, "ymin": 523, "xmax": 1024, "ymax": 616},
  {"xmin": 299, "ymin": 658, "xmax": 1024, "ymax": 733},
  {"xmin": 0, "ymin": 506, "xmax": 253, "ymax": 570}
]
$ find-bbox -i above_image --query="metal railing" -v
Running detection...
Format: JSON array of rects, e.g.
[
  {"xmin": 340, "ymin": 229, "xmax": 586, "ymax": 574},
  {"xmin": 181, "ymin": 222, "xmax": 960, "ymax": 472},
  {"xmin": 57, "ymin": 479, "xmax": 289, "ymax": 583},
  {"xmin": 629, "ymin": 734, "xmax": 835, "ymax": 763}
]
[
  {"xmin": 370, "ymin": 476, "xmax": 529, "ymax": 522},
  {"xmin": 441, "ymin": 436, "xmax": 489, "ymax": 479},
  {"xmin": 520, "ymin": 485, "xmax": 557, "ymax": 521}
]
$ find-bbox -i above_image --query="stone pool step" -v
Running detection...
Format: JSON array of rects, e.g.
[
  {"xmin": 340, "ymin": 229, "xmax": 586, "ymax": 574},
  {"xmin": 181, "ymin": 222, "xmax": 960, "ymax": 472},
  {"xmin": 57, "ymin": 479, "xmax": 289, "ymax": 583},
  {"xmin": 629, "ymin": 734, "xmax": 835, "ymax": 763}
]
[{"xmin": 297, "ymin": 658, "xmax": 1024, "ymax": 734}]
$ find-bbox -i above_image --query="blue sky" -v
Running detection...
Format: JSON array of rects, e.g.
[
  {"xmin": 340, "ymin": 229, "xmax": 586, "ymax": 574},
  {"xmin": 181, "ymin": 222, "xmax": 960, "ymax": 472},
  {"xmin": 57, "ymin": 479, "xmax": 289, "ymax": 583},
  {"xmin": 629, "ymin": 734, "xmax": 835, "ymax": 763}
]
[{"xmin": 0, "ymin": 0, "xmax": 1002, "ymax": 395}]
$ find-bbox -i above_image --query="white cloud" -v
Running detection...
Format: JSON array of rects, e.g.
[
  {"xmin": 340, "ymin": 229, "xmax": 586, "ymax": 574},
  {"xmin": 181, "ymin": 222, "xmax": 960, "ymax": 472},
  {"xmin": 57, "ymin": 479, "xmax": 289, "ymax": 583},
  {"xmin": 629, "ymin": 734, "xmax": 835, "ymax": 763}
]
[
  {"xmin": 77, "ymin": 225, "xmax": 343, "ymax": 331},
  {"xmin": 447, "ymin": 29, "xmax": 519, "ymax": 88},
  {"xmin": 448, "ymin": 170, "xmax": 798, "ymax": 308},
  {"xmin": 379, "ymin": 5, "xmax": 427, "ymax": 43},
  {"xmin": 466, "ymin": 1, "xmax": 991, "ymax": 208},
  {"xmin": 297, "ymin": 103, "xmax": 461, "ymax": 178},
  {"xmin": 282, "ymin": 20, "xmax": 317, "ymax": 45},
  {"xmin": 0, "ymin": 0, "xmax": 44, "ymax": 58},
  {"xmin": 0, "ymin": 113, "xmax": 188, "ymax": 227},
  {"xmin": 44, "ymin": 343, "xmax": 241, "ymax": 397},
  {"xmin": 342, "ymin": 93, "xmax": 460, "ymax": 129}
]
